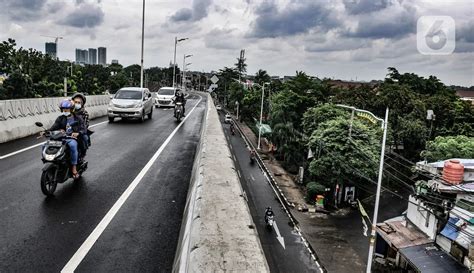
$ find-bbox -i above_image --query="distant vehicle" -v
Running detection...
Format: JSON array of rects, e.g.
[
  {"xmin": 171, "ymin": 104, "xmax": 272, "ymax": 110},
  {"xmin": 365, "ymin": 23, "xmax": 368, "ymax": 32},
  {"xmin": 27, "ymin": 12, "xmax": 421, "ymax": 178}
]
[
  {"xmin": 224, "ymin": 114, "xmax": 232, "ymax": 123},
  {"xmin": 216, "ymin": 105, "xmax": 222, "ymax": 111},
  {"xmin": 155, "ymin": 87, "xmax": 178, "ymax": 108},
  {"xmin": 108, "ymin": 87, "xmax": 153, "ymax": 123}
]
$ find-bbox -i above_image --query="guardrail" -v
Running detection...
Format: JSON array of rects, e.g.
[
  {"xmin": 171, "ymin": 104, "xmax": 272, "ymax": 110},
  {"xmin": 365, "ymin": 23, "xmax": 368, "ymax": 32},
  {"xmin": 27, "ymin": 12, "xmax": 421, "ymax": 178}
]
[
  {"xmin": 0, "ymin": 95, "xmax": 109, "ymax": 143},
  {"xmin": 173, "ymin": 94, "xmax": 269, "ymax": 273},
  {"xmin": 230, "ymin": 112, "xmax": 326, "ymax": 272}
]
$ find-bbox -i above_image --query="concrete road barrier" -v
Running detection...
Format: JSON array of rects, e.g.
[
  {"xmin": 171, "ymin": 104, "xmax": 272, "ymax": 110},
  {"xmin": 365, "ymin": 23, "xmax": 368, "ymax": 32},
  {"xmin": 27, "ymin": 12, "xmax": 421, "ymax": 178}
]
[
  {"xmin": 0, "ymin": 95, "xmax": 109, "ymax": 143},
  {"xmin": 173, "ymin": 93, "xmax": 269, "ymax": 273}
]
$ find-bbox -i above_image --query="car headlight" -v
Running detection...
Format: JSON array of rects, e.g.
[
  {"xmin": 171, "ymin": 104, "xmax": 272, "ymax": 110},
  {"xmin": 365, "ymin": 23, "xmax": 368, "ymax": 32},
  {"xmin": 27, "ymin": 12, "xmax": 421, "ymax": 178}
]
[{"xmin": 133, "ymin": 102, "xmax": 143, "ymax": 108}]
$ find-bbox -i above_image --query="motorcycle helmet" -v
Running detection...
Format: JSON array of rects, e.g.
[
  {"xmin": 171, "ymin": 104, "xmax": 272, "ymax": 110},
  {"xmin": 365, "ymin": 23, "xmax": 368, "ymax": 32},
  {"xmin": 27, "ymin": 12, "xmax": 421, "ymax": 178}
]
[
  {"xmin": 71, "ymin": 93, "xmax": 86, "ymax": 105},
  {"xmin": 59, "ymin": 99, "xmax": 74, "ymax": 110}
]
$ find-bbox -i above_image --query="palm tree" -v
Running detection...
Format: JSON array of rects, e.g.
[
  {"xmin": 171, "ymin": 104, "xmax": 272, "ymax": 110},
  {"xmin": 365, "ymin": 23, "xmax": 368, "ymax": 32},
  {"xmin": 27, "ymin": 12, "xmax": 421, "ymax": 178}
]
[{"xmin": 255, "ymin": 69, "xmax": 271, "ymax": 85}]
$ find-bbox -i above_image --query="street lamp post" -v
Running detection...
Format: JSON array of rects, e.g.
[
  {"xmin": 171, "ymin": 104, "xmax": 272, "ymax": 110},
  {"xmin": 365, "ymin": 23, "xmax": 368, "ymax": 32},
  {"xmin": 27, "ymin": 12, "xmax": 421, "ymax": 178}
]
[
  {"xmin": 335, "ymin": 104, "xmax": 389, "ymax": 273},
  {"xmin": 140, "ymin": 0, "xmax": 145, "ymax": 88},
  {"xmin": 366, "ymin": 107, "xmax": 389, "ymax": 273},
  {"xmin": 173, "ymin": 37, "xmax": 188, "ymax": 88},
  {"xmin": 182, "ymin": 54, "xmax": 192, "ymax": 89},
  {"xmin": 257, "ymin": 82, "xmax": 270, "ymax": 150},
  {"xmin": 236, "ymin": 101, "xmax": 240, "ymax": 121}
]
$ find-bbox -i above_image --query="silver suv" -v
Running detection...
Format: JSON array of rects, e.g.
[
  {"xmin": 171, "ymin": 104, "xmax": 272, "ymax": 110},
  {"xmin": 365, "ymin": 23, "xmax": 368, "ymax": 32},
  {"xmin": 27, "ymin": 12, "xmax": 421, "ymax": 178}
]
[{"xmin": 108, "ymin": 87, "xmax": 154, "ymax": 123}]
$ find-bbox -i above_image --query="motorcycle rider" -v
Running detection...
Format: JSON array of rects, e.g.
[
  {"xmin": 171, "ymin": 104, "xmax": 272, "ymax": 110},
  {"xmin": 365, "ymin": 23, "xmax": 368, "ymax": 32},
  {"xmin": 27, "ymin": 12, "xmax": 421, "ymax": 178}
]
[
  {"xmin": 250, "ymin": 148, "xmax": 256, "ymax": 163},
  {"xmin": 230, "ymin": 122, "xmax": 235, "ymax": 135},
  {"xmin": 174, "ymin": 90, "xmax": 186, "ymax": 116},
  {"xmin": 71, "ymin": 93, "xmax": 91, "ymax": 153},
  {"xmin": 47, "ymin": 99, "xmax": 86, "ymax": 179},
  {"xmin": 264, "ymin": 207, "xmax": 274, "ymax": 223}
]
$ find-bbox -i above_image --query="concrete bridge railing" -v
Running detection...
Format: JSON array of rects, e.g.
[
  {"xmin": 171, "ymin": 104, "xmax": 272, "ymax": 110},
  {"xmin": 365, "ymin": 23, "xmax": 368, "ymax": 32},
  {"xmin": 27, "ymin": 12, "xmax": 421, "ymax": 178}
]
[
  {"xmin": 173, "ymin": 93, "xmax": 269, "ymax": 273},
  {"xmin": 0, "ymin": 95, "xmax": 109, "ymax": 143}
]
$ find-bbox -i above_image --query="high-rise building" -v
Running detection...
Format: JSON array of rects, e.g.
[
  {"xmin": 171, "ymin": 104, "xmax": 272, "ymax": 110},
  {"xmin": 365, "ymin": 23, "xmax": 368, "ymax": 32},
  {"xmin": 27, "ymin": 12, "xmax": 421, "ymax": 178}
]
[
  {"xmin": 88, "ymin": 48, "xmax": 97, "ymax": 65},
  {"xmin": 82, "ymin": 50, "xmax": 89, "ymax": 64},
  {"xmin": 75, "ymin": 49, "xmax": 89, "ymax": 64},
  {"xmin": 75, "ymin": 49, "xmax": 82, "ymax": 64},
  {"xmin": 98, "ymin": 47, "xmax": 106, "ymax": 66},
  {"xmin": 45, "ymin": 42, "xmax": 57, "ymax": 58},
  {"xmin": 111, "ymin": 59, "xmax": 119, "ymax": 64}
]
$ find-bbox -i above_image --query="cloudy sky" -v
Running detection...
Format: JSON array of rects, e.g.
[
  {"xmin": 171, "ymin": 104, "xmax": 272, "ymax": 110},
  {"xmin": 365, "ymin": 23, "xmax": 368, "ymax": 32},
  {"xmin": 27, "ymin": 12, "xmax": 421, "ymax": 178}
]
[{"xmin": 0, "ymin": 0, "xmax": 473, "ymax": 86}]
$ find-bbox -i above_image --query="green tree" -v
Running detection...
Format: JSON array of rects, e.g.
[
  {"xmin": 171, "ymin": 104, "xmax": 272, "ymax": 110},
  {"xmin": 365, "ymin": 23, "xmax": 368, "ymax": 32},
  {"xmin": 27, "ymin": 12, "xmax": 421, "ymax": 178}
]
[
  {"xmin": 421, "ymin": 136, "xmax": 474, "ymax": 161},
  {"xmin": 307, "ymin": 116, "xmax": 380, "ymax": 187},
  {"xmin": 255, "ymin": 69, "xmax": 271, "ymax": 85}
]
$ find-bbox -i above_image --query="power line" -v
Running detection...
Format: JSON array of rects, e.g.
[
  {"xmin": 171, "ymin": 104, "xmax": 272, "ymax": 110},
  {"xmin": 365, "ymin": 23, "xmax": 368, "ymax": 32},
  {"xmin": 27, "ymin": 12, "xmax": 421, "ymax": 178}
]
[
  {"xmin": 347, "ymin": 139, "xmax": 416, "ymax": 193},
  {"xmin": 318, "ymin": 145, "xmax": 473, "ymax": 239}
]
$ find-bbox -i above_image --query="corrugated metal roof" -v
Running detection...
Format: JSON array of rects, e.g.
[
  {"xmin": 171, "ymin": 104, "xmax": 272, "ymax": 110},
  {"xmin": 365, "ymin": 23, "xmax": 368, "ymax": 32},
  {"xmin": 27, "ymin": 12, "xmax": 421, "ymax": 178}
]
[{"xmin": 399, "ymin": 243, "xmax": 469, "ymax": 273}]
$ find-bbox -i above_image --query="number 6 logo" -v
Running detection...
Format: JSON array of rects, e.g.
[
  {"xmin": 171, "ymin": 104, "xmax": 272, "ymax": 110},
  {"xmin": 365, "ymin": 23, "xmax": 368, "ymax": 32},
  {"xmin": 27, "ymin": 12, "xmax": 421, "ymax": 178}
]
[{"xmin": 417, "ymin": 16, "xmax": 455, "ymax": 55}]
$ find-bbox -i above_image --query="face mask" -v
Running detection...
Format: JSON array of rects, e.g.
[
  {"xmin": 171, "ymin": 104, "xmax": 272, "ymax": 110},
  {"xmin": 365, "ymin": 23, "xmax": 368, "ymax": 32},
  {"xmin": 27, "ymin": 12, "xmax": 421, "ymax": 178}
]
[
  {"xmin": 75, "ymin": 103, "xmax": 82, "ymax": 110},
  {"xmin": 62, "ymin": 112, "xmax": 71, "ymax": 117}
]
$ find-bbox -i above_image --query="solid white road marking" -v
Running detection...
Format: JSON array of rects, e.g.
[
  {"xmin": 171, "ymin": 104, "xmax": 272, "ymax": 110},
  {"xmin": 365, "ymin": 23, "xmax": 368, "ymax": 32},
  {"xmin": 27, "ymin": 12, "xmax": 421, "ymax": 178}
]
[
  {"xmin": 273, "ymin": 221, "xmax": 286, "ymax": 249},
  {"xmin": 0, "ymin": 120, "xmax": 108, "ymax": 160},
  {"xmin": 61, "ymin": 95, "xmax": 203, "ymax": 272}
]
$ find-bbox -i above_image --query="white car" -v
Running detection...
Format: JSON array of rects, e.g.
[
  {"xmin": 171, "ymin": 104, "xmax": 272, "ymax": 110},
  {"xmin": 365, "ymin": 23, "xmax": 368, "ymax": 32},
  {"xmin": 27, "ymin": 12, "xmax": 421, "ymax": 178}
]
[
  {"xmin": 224, "ymin": 114, "xmax": 232, "ymax": 123},
  {"xmin": 108, "ymin": 87, "xmax": 153, "ymax": 123},
  {"xmin": 216, "ymin": 105, "xmax": 222, "ymax": 111},
  {"xmin": 155, "ymin": 87, "xmax": 178, "ymax": 108}
]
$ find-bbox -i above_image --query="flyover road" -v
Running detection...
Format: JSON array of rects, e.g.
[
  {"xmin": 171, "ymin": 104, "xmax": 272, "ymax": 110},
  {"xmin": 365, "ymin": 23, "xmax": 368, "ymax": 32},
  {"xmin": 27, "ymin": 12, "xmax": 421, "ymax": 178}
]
[
  {"xmin": 218, "ymin": 113, "xmax": 324, "ymax": 273},
  {"xmin": 0, "ymin": 93, "xmax": 207, "ymax": 272}
]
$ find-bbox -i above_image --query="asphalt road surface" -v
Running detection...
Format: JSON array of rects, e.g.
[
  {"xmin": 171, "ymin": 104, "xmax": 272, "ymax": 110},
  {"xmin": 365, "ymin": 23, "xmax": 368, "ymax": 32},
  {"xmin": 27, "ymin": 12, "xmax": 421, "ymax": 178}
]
[
  {"xmin": 0, "ymin": 93, "xmax": 207, "ymax": 272},
  {"xmin": 218, "ymin": 113, "xmax": 323, "ymax": 273}
]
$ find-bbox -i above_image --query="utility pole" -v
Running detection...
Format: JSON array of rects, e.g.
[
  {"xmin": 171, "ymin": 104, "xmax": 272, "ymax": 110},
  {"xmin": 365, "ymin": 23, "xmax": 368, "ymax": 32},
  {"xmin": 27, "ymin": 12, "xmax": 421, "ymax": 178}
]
[
  {"xmin": 173, "ymin": 37, "xmax": 188, "ymax": 88},
  {"xmin": 140, "ymin": 0, "xmax": 145, "ymax": 88},
  {"xmin": 366, "ymin": 108, "xmax": 389, "ymax": 273},
  {"xmin": 334, "ymin": 104, "xmax": 389, "ymax": 273},
  {"xmin": 257, "ymin": 82, "xmax": 270, "ymax": 150},
  {"xmin": 64, "ymin": 77, "xmax": 67, "ymax": 97}
]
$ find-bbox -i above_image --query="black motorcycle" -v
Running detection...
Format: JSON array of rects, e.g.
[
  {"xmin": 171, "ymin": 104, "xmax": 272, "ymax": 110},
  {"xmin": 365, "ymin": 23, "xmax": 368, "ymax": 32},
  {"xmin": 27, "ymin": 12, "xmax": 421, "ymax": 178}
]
[
  {"xmin": 250, "ymin": 151, "xmax": 256, "ymax": 165},
  {"xmin": 174, "ymin": 102, "xmax": 184, "ymax": 122},
  {"xmin": 35, "ymin": 122, "xmax": 88, "ymax": 196}
]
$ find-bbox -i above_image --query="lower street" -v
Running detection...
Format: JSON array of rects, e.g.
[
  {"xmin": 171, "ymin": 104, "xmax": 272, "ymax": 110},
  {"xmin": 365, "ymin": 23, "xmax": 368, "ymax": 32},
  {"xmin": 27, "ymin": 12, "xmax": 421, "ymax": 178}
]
[{"xmin": 218, "ymin": 113, "xmax": 323, "ymax": 273}]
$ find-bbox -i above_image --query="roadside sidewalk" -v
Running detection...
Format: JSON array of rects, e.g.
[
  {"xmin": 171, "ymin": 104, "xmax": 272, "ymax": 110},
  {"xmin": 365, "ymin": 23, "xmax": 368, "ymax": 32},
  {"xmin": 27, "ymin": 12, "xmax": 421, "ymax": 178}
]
[{"xmin": 234, "ymin": 116, "xmax": 367, "ymax": 273}]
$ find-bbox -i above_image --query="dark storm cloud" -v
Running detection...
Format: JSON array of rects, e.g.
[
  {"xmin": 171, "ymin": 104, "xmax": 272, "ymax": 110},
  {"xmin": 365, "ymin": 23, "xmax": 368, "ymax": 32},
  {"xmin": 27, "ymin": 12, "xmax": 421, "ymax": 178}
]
[
  {"xmin": 457, "ymin": 20, "xmax": 474, "ymax": 43},
  {"xmin": 0, "ymin": 0, "xmax": 47, "ymax": 21},
  {"xmin": 169, "ymin": 0, "xmax": 213, "ymax": 22},
  {"xmin": 248, "ymin": 0, "xmax": 340, "ymax": 38},
  {"xmin": 343, "ymin": 0, "xmax": 392, "ymax": 15},
  {"xmin": 58, "ymin": 3, "xmax": 104, "ymax": 28},
  {"xmin": 170, "ymin": 8, "xmax": 193, "ymax": 22},
  {"xmin": 454, "ymin": 20, "xmax": 474, "ymax": 53},
  {"xmin": 345, "ymin": 4, "xmax": 417, "ymax": 39}
]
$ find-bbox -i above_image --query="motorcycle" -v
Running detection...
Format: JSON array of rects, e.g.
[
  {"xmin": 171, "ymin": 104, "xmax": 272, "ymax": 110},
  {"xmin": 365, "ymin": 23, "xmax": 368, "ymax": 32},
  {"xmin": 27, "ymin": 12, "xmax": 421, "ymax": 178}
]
[
  {"xmin": 174, "ymin": 102, "xmax": 183, "ymax": 122},
  {"xmin": 35, "ymin": 122, "xmax": 88, "ymax": 196},
  {"xmin": 265, "ymin": 215, "xmax": 274, "ymax": 230},
  {"xmin": 230, "ymin": 125, "xmax": 235, "ymax": 135},
  {"xmin": 250, "ymin": 151, "xmax": 256, "ymax": 165}
]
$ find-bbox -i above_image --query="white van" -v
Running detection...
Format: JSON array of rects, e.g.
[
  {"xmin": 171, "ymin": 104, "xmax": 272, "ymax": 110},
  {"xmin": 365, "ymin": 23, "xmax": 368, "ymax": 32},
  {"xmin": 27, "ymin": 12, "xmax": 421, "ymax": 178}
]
[{"xmin": 155, "ymin": 87, "xmax": 178, "ymax": 108}]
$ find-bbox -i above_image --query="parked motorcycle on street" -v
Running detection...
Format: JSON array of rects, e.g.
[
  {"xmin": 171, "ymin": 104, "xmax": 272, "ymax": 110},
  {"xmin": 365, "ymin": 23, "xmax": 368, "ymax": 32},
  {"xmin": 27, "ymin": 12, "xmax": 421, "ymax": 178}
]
[{"xmin": 36, "ymin": 122, "xmax": 88, "ymax": 196}]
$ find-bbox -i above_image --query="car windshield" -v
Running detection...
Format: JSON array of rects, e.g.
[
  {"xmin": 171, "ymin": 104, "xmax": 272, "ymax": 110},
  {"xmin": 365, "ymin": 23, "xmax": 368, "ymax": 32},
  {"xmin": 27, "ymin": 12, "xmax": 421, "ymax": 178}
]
[
  {"xmin": 158, "ymin": 88, "xmax": 175, "ymax": 96},
  {"xmin": 115, "ymin": 90, "xmax": 142, "ymax": 100}
]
